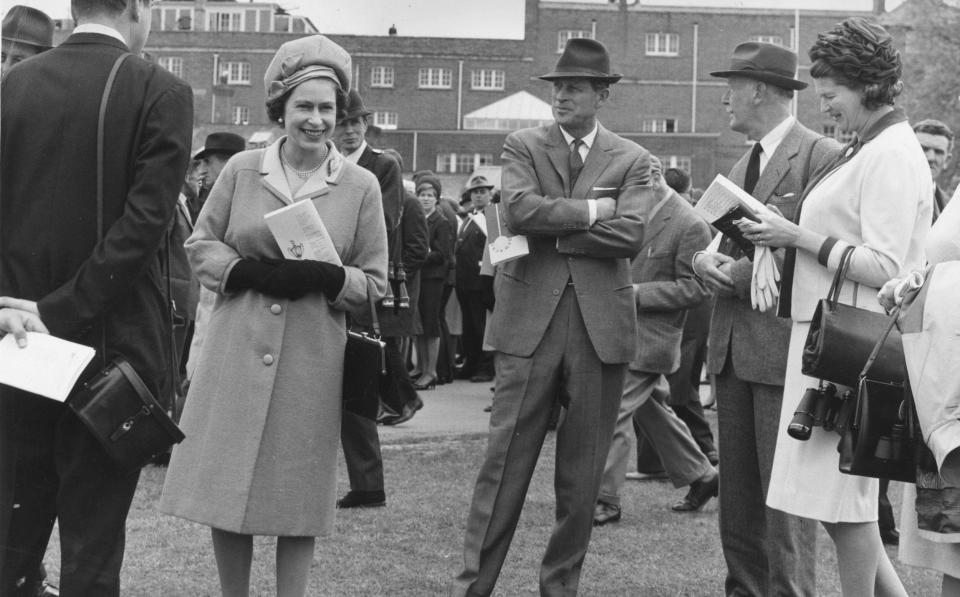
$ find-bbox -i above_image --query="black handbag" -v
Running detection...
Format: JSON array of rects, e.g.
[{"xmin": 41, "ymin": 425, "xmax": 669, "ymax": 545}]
[
  {"xmin": 66, "ymin": 53, "xmax": 185, "ymax": 470},
  {"xmin": 70, "ymin": 358, "xmax": 185, "ymax": 473},
  {"xmin": 837, "ymin": 304, "xmax": 917, "ymax": 483},
  {"xmin": 802, "ymin": 245, "xmax": 906, "ymax": 389},
  {"xmin": 342, "ymin": 280, "xmax": 388, "ymax": 421}
]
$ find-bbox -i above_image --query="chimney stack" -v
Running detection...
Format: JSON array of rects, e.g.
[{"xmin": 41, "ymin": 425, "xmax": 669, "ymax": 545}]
[{"xmin": 389, "ymin": 24, "xmax": 397, "ymax": 36}]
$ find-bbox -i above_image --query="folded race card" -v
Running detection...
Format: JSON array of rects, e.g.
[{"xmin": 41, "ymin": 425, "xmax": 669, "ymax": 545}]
[{"xmin": 264, "ymin": 199, "xmax": 342, "ymax": 265}]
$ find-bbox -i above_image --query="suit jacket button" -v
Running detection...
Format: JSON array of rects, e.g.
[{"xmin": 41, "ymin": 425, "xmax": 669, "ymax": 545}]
[
  {"xmin": 553, "ymin": 289, "xmax": 560, "ymax": 295},
  {"xmin": 270, "ymin": 304, "xmax": 282, "ymax": 314},
  {"xmin": 262, "ymin": 354, "xmax": 274, "ymax": 366}
]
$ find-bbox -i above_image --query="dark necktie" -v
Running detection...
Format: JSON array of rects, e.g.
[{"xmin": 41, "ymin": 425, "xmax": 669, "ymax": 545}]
[
  {"xmin": 743, "ymin": 142, "xmax": 762, "ymax": 194},
  {"xmin": 569, "ymin": 138, "xmax": 584, "ymax": 189}
]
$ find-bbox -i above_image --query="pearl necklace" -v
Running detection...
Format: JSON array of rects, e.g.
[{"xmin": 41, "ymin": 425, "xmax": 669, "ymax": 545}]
[{"xmin": 280, "ymin": 144, "xmax": 326, "ymax": 179}]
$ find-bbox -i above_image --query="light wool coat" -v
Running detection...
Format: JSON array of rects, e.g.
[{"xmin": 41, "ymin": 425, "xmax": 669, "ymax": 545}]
[{"xmin": 160, "ymin": 139, "xmax": 388, "ymax": 535}]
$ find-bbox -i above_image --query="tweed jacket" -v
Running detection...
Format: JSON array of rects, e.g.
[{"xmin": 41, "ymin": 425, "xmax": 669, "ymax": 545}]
[
  {"xmin": 488, "ymin": 123, "xmax": 653, "ymax": 364},
  {"xmin": 705, "ymin": 121, "xmax": 839, "ymax": 385},
  {"xmin": 629, "ymin": 190, "xmax": 712, "ymax": 373},
  {"xmin": 0, "ymin": 33, "xmax": 193, "ymax": 396}
]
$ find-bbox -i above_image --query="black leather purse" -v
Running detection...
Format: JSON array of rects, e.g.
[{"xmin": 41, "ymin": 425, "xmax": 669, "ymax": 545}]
[
  {"xmin": 837, "ymin": 304, "xmax": 917, "ymax": 483},
  {"xmin": 66, "ymin": 53, "xmax": 185, "ymax": 471},
  {"xmin": 802, "ymin": 246, "xmax": 906, "ymax": 388},
  {"xmin": 342, "ymin": 279, "xmax": 387, "ymax": 421}
]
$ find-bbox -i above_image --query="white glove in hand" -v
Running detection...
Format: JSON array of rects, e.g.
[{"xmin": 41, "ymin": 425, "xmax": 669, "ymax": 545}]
[{"xmin": 750, "ymin": 246, "xmax": 780, "ymax": 312}]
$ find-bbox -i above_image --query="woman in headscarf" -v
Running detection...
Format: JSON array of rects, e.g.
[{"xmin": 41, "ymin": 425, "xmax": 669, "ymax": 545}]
[{"xmin": 159, "ymin": 35, "xmax": 387, "ymax": 596}]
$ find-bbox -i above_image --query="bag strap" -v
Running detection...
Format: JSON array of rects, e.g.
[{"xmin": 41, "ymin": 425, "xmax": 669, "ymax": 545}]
[
  {"xmin": 366, "ymin": 276, "xmax": 381, "ymax": 337},
  {"xmin": 97, "ymin": 53, "xmax": 132, "ymax": 364},
  {"xmin": 858, "ymin": 305, "xmax": 901, "ymax": 378},
  {"xmin": 827, "ymin": 245, "xmax": 856, "ymax": 308}
]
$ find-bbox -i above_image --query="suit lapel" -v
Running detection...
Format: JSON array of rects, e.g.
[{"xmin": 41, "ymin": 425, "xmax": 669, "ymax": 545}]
[
  {"xmin": 573, "ymin": 125, "xmax": 613, "ymax": 198},
  {"xmin": 545, "ymin": 124, "xmax": 573, "ymax": 195},
  {"xmin": 751, "ymin": 123, "xmax": 803, "ymax": 204},
  {"xmin": 639, "ymin": 192, "xmax": 676, "ymax": 250},
  {"xmin": 356, "ymin": 145, "xmax": 373, "ymax": 171},
  {"xmin": 260, "ymin": 140, "xmax": 294, "ymax": 205}
]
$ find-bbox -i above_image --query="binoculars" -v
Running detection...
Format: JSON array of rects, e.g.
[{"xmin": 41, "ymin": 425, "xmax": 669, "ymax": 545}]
[
  {"xmin": 788, "ymin": 383, "xmax": 842, "ymax": 441},
  {"xmin": 382, "ymin": 262, "xmax": 409, "ymax": 310}
]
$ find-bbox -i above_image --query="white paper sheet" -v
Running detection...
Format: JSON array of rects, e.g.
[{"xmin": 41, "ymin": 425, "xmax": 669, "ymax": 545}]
[
  {"xmin": 0, "ymin": 333, "xmax": 96, "ymax": 402},
  {"xmin": 264, "ymin": 199, "xmax": 342, "ymax": 265}
]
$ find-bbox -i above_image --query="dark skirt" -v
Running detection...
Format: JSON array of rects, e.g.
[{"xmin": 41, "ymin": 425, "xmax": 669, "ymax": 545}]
[{"xmin": 418, "ymin": 278, "xmax": 444, "ymax": 338}]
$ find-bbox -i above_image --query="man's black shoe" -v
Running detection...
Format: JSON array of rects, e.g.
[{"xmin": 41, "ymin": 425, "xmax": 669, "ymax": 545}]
[
  {"xmin": 672, "ymin": 469, "xmax": 719, "ymax": 512},
  {"xmin": 380, "ymin": 396, "xmax": 423, "ymax": 426},
  {"xmin": 336, "ymin": 490, "xmax": 386, "ymax": 509}
]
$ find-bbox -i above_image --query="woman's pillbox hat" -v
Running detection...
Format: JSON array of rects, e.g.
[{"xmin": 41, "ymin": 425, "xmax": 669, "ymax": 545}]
[{"xmin": 264, "ymin": 35, "xmax": 352, "ymax": 102}]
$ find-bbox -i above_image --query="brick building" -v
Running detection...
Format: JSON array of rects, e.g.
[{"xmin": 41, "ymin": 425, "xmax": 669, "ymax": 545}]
[{"xmin": 52, "ymin": 0, "xmax": 884, "ymax": 190}]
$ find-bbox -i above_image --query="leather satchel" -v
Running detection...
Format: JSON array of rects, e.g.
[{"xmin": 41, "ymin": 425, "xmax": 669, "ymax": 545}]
[
  {"xmin": 65, "ymin": 53, "xmax": 185, "ymax": 470},
  {"xmin": 70, "ymin": 358, "xmax": 185, "ymax": 473},
  {"xmin": 837, "ymin": 304, "xmax": 917, "ymax": 483},
  {"xmin": 802, "ymin": 246, "xmax": 905, "ymax": 389},
  {"xmin": 342, "ymin": 279, "xmax": 388, "ymax": 421}
]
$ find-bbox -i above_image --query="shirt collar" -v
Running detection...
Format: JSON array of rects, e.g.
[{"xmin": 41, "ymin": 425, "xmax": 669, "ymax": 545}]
[
  {"xmin": 343, "ymin": 140, "xmax": 367, "ymax": 164},
  {"xmin": 74, "ymin": 24, "xmax": 127, "ymax": 46},
  {"xmin": 559, "ymin": 122, "xmax": 599, "ymax": 149},
  {"xmin": 757, "ymin": 115, "xmax": 795, "ymax": 157}
]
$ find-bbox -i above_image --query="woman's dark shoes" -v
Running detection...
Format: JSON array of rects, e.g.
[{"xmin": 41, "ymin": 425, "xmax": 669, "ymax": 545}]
[
  {"xmin": 413, "ymin": 376, "xmax": 437, "ymax": 391},
  {"xmin": 336, "ymin": 490, "xmax": 386, "ymax": 509},
  {"xmin": 671, "ymin": 469, "xmax": 719, "ymax": 512},
  {"xmin": 380, "ymin": 396, "xmax": 424, "ymax": 426}
]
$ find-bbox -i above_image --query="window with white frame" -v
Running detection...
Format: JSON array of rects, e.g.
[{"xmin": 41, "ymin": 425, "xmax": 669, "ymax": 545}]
[
  {"xmin": 660, "ymin": 155, "xmax": 692, "ymax": 175},
  {"xmin": 418, "ymin": 67, "xmax": 452, "ymax": 89},
  {"xmin": 645, "ymin": 32, "xmax": 679, "ymax": 56},
  {"xmin": 470, "ymin": 69, "xmax": 505, "ymax": 91},
  {"xmin": 436, "ymin": 152, "xmax": 495, "ymax": 174},
  {"xmin": 641, "ymin": 118, "xmax": 678, "ymax": 133},
  {"xmin": 209, "ymin": 11, "xmax": 242, "ymax": 32},
  {"xmin": 222, "ymin": 61, "xmax": 251, "ymax": 85},
  {"xmin": 557, "ymin": 29, "xmax": 591, "ymax": 53},
  {"xmin": 749, "ymin": 35, "xmax": 784, "ymax": 47},
  {"xmin": 373, "ymin": 111, "xmax": 398, "ymax": 130},
  {"xmin": 371, "ymin": 66, "xmax": 395, "ymax": 88},
  {"xmin": 157, "ymin": 56, "xmax": 183, "ymax": 78},
  {"xmin": 232, "ymin": 106, "xmax": 250, "ymax": 125}
]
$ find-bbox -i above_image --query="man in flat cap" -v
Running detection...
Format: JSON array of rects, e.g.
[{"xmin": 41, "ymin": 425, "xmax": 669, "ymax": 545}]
[
  {"xmin": 453, "ymin": 38, "xmax": 652, "ymax": 597},
  {"xmin": 693, "ymin": 41, "xmax": 840, "ymax": 597},
  {"xmin": 1, "ymin": 5, "xmax": 54, "ymax": 74},
  {"xmin": 0, "ymin": 0, "xmax": 193, "ymax": 593}
]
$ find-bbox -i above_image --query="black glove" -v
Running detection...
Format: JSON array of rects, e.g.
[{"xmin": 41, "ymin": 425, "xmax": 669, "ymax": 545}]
[
  {"xmin": 264, "ymin": 260, "xmax": 346, "ymax": 301},
  {"xmin": 225, "ymin": 258, "xmax": 280, "ymax": 294},
  {"xmin": 480, "ymin": 274, "xmax": 495, "ymax": 312}
]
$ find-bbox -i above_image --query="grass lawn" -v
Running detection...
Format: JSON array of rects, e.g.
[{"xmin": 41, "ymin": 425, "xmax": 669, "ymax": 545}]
[{"xmin": 43, "ymin": 432, "xmax": 940, "ymax": 596}]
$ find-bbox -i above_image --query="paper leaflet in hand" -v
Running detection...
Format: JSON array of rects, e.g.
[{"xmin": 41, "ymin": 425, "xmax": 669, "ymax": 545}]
[
  {"xmin": 0, "ymin": 333, "xmax": 96, "ymax": 402},
  {"xmin": 264, "ymin": 200, "xmax": 342, "ymax": 265},
  {"xmin": 484, "ymin": 203, "xmax": 529, "ymax": 265}
]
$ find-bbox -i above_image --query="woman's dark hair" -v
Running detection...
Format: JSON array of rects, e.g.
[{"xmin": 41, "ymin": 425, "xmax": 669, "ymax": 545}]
[
  {"xmin": 808, "ymin": 17, "xmax": 903, "ymax": 110},
  {"xmin": 265, "ymin": 84, "xmax": 348, "ymax": 125}
]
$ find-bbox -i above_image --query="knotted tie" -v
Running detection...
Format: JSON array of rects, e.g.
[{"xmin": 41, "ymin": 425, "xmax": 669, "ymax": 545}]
[
  {"xmin": 743, "ymin": 142, "xmax": 762, "ymax": 194},
  {"xmin": 569, "ymin": 138, "xmax": 584, "ymax": 189}
]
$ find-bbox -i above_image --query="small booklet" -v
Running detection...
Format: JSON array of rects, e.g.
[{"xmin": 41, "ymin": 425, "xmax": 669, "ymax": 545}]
[
  {"xmin": 484, "ymin": 203, "xmax": 529, "ymax": 266},
  {"xmin": 0, "ymin": 333, "xmax": 96, "ymax": 402},
  {"xmin": 695, "ymin": 174, "xmax": 769, "ymax": 260},
  {"xmin": 264, "ymin": 200, "xmax": 342, "ymax": 265}
]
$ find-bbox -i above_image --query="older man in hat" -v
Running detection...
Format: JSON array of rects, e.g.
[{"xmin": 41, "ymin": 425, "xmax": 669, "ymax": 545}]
[
  {"xmin": 692, "ymin": 42, "xmax": 840, "ymax": 597},
  {"xmin": 455, "ymin": 174, "xmax": 495, "ymax": 383},
  {"xmin": 190, "ymin": 131, "xmax": 245, "ymax": 220},
  {"xmin": 1, "ymin": 5, "xmax": 54, "ymax": 74},
  {"xmin": 452, "ymin": 38, "xmax": 652, "ymax": 597}
]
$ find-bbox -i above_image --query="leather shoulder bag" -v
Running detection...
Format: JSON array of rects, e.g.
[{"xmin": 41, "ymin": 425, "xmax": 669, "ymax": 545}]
[
  {"xmin": 802, "ymin": 245, "xmax": 906, "ymax": 388},
  {"xmin": 342, "ymin": 278, "xmax": 388, "ymax": 421}
]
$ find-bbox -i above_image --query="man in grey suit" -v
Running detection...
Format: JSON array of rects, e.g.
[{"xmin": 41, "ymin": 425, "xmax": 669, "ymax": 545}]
[
  {"xmin": 593, "ymin": 158, "xmax": 717, "ymax": 526},
  {"xmin": 452, "ymin": 38, "xmax": 652, "ymax": 597},
  {"xmin": 694, "ymin": 42, "xmax": 839, "ymax": 597}
]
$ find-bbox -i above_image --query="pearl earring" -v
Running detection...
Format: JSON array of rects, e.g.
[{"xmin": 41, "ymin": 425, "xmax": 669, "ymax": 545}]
[{"xmin": 278, "ymin": 117, "xmax": 284, "ymax": 124}]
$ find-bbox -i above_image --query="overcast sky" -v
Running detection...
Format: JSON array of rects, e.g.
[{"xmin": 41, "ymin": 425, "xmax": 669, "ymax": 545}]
[{"xmin": 5, "ymin": 0, "xmax": 905, "ymax": 39}]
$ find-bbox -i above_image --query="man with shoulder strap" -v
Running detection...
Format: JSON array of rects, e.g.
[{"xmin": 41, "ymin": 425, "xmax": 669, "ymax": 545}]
[
  {"xmin": 693, "ymin": 42, "xmax": 840, "ymax": 597},
  {"xmin": 0, "ymin": 1, "xmax": 193, "ymax": 594}
]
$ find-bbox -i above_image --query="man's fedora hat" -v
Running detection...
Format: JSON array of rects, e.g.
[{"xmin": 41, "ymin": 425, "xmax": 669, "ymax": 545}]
[
  {"xmin": 194, "ymin": 132, "xmax": 246, "ymax": 161},
  {"xmin": 710, "ymin": 42, "xmax": 807, "ymax": 90},
  {"xmin": 460, "ymin": 175, "xmax": 494, "ymax": 204},
  {"xmin": 539, "ymin": 38, "xmax": 622, "ymax": 84},
  {"xmin": 2, "ymin": 5, "xmax": 55, "ymax": 50},
  {"xmin": 341, "ymin": 89, "xmax": 372, "ymax": 122}
]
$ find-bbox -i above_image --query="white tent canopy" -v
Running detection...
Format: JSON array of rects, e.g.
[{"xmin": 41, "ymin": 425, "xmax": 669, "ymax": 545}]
[{"xmin": 463, "ymin": 91, "xmax": 554, "ymax": 131}]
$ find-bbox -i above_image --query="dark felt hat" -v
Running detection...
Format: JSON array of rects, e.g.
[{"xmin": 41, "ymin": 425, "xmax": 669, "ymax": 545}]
[
  {"xmin": 460, "ymin": 175, "xmax": 494, "ymax": 204},
  {"xmin": 194, "ymin": 132, "xmax": 246, "ymax": 160},
  {"xmin": 539, "ymin": 38, "xmax": 622, "ymax": 84},
  {"xmin": 2, "ymin": 5, "xmax": 54, "ymax": 50},
  {"xmin": 710, "ymin": 42, "xmax": 807, "ymax": 91},
  {"xmin": 341, "ymin": 89, "xmax": 372, "ymax": 122}
]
